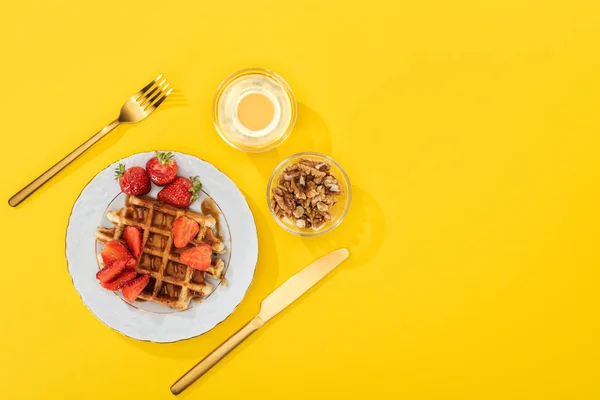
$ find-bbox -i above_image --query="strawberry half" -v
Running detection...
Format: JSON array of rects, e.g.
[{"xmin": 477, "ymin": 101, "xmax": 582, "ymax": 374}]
[
  {"xmin": 122, "ymin": 226, "xmax": 143, "ymax": 258},
  {"xmin": 115, "ymin": 164, "xmax": 151, "ymax": 196},
  {"xmin": 180, "ymin": 243, "xmax": 212, "ymax": 271},
  {"xmin": 101, "ymin": 269, "xmax": 137, "ymax": 291},
  {"xmin": 158, "ymin": 176, "xmax": 202, "ymax": 208},
  {"xmin": 122, "ymin": 274, "xmax": 150, "ymax": 302},
  {"xmin": 172, "ymin": 216, "xmax": 200, "ymax": 248},
  {"xmin": 146, "ymin": 151, "xmax": 178, "ymax": 186},
  {"xmin": 96, "ymin": 258, "xmax": 127, "ymax": 283},
  {"xmin": 100, "ymin": 241, "xmax": 134, "ymax": 268}
]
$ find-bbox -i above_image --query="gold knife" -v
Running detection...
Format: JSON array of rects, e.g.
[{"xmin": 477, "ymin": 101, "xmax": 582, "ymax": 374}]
[{"xmin": 170, "ymin": 248, "xmax": 350, "ymax": 395}]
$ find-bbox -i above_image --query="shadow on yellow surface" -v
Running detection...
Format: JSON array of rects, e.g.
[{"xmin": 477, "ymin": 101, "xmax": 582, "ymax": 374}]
[
  {"xmin": 280, "ymin": 103, "xmax": 332, "ymax": 156},
  {"xmin": 119, "ymin": 190, "xmax": 280, "ymax": 361},
  {"xmin": 7, "ymin": 92, "xmax": 192, "ymax": 209},
  {"xmin": 302, "ymin": 186, "xmax": 386, "ymax": 267},
  {"xmin": 5, "ymin": 124, "xmax": 132, "ymax": 210},
  {"xmin": 245, "ymin": 103, "xmax": 333, "ymax": 181},
  {"xmin": 155, "ymin": 89, "xmax": 192, "ymax": 110}
]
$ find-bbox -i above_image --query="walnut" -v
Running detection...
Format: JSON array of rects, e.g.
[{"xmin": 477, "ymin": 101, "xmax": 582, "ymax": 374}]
[
  {"xmin": 299, "ymin": 158, "xmax": 318, "ymax": 167},
  {"xmin": 312, "ymin": 217, "xmax": 326, "ymax": 231},
  {"xmin": 271, "ymin": 158, "xmax": 344, "ymax": 231},
  {"xmin": 283, "ymin": 170, "xmax": 301, "ymax": 180},
  {"xmin": 315, "ymin": 163, "xmax": 330, "ymax": 172},
  {"xmin": 293, "ymin": 206, "xmax": 304, "ymax": 218},
  {"xmin": 306, "ymin": 181, "xmax": 317, "ymax": 198},
  {"xmin": 316, "ymin": 202, "xmax": 328, "ymax": 212},
  {"xmin": 298, "ymin": 163, "xmax": 327, "ymax": 179},
  {"xmin": 291, "ymin": 178, "xmax": 306, "ymax": 200}
]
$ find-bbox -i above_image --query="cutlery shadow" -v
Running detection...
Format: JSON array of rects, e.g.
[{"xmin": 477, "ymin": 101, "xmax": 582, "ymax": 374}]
[
  {"xmin": 6, "ymin": 123, "xmax": 134, "ymax": 209},
  {"xmin": 118, "ymin": 193, "xmax": 279, "ymax": 370},
  {"xmin": 8, "ymin": 92, "xmax": 189, "ymax": 207},
  {"xmin": 153, "ymin": 89, "xmax": 192, "ymax": 110},
  {"xmin": 245, "ymin": 103, "xmax": 332, "ymax": 180},
  {"xmin": 173, "ymin": 326, "xmax": 271, "ymax": 399},
  {"xmin": 301, "ymin": 186, "xmax": 386, "ymax": 267},
  {"xmin": 174, "ymin": 247, "xmax": 350, "ymax": 398}
]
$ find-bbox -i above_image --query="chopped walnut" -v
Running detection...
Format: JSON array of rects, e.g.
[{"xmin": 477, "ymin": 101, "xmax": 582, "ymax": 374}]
[
  {"xmin": 316, "ymin": 202, "xmax": 328, "ymax": 212},
  {"xmin": 271, "ymin": 158, "xmax": 344, "ymax": 231},
  {"xmin": 293, "ymin": 206, "xmax": 304, "ymax": 218}
]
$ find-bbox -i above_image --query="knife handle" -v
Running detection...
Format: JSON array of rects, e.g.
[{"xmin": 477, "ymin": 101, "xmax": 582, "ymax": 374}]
[{"xmin": 171, "ymin": 317, "xmax": 264, "ymax": 395}]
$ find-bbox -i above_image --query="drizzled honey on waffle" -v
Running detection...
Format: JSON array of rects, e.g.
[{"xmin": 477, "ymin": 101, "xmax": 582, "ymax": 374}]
[{"xmin": 95, "ymin": 195, "xmax": 227, "ymax": 309}]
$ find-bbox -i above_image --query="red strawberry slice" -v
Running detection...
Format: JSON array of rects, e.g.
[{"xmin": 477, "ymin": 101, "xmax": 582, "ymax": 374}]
[
  {"xmin": 126, "ymin": 257, "xmax": 137, "ymax": 268},
  {"xmin": 180, "ymin": 243, "xmax": 212, "ymax": 271},
  {"xmin": 100, "ymin": 241, "xmax": 134, "ymax": 267},
  {"xmin": 172, "ymin": 216, "xmax": 200, "ymax": 248},
  {"xmin": 123, "ymin": 226, "xmax": 143, "ymax": 258},
  {"xmin": 101, "ymin": 269, "xmax": 137, "ymax": 291},
  {"xmin": 122, "ymin": 274, "xmax": 151, "ymax": 302},
  {"xmin": 96, "ymin": 258, "xmax": 127, "ymax": 283}
]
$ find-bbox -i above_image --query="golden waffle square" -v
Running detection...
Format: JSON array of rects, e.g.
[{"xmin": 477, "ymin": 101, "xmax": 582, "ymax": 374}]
[{"xmin": 95, "ymin": 195, "xmax": 227, "ymax": 310}]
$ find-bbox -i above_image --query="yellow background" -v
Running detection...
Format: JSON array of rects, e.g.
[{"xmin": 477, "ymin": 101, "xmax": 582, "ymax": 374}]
[{"xmin": 1, "ymin": 0, "xmax": 599, "ymax": 399}]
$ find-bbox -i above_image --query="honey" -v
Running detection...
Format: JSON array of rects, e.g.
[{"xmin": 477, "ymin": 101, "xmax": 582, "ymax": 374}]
[
  {"xmin": 237, "ymin": 92, "xmax": 275, "ymax": 131},
  {"xmin": 213, "ymin": 68, "xmax": 297, "ymax": 152}
]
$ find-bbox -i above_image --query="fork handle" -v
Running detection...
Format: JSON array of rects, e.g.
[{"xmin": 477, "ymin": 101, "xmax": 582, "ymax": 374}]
[{"xmin": 8, "ymin": 119, "xmax": 120, "ymax": 207}]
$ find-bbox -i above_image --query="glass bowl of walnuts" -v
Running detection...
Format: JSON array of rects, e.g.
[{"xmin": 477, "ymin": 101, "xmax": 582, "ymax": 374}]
[{"xmin": 267, "ymin": 152, "xmax": 351, "ymax": 236}]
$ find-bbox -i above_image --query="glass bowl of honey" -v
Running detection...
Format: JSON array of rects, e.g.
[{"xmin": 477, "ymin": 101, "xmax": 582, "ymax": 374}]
[{"xmin": 213, "ymin": 68, "xmax": 297, "ymax": 152}]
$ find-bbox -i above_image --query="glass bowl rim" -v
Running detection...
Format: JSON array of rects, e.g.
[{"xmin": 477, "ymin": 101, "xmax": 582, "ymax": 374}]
[{"xmin": 212, "ymin": 67, "xmax": 298, "ymax": 153}]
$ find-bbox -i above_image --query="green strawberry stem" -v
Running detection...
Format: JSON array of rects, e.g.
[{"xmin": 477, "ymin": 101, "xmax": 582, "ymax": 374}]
[
  {"xmin": 114, "ymin": 163, "xmax": 126, "ymax": 180},
  {"xmin": 189, "ymin": 176, "xmax": 202, "ymax": 202},
  {"xmin": 156, "ymin": 151, "xmax": 174, "ymax": 164}
]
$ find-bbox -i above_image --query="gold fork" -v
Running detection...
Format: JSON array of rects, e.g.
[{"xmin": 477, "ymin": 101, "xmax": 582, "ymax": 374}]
[{"xmin": 8, "ymin": 74, "xmax": 173, "ymax": 207}]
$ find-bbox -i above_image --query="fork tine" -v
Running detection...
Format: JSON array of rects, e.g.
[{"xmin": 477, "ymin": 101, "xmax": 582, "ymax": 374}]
[
  {"xmin": 138, "ymin": 78, "xmax": 167, "ymax": 106},
  {"xmin": 144, "ymin": 83, "xmax": 171, "ymax": 110},
  {"xmin": 145, "ymin": 87, "xmax": 173, "ymax": 113},
  {"xmin": 134, "ymin": 73, "xmax": 163, "ymax": 100}
]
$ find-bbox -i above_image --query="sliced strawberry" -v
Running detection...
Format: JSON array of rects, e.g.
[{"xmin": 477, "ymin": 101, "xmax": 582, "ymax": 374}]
[
  {"xmin": 172, "ymin": 216, "xmax": 200, "ymax": 248},
  {"xmin": 122, "ymin": 274, "xmax": 150, "ymax": 302},
  {"xmin": 100, "ymin": 240, "xmax": 134, "ymax": 267},
  {"xmin": 180, "ymin": 243, "xmax": 212, "ymax": 271},
  {"xmin": 126, "ymin": 257, "xmax": 137, "ymax": 268},
  {"xmin": 122, "ymin": 226, "xmax": 143, "ymax": 258},
  {"xmin": 101, "ymin": 269, "xmax": 137, "ymax": 291},
  {"xmin": 96, "ymin": 258, "xmax": 127, "ymax": 283}
]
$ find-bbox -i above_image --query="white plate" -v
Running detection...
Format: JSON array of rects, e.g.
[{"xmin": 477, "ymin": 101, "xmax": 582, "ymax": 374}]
[{"xmin": 66, "ymin": 151, "xmax": 258, "ymax": 343}]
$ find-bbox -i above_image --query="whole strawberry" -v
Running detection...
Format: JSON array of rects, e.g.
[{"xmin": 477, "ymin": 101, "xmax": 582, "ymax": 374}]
[
  {"xmin": 158, "ymin": 176, "xmax": 201, "ymax": 208},
  {"xmin": 115, "ymin": 164, "xmax": 151, "ymax": 196},
  {"xmin": 146, "ymin": 151, "xmax": 178, "ymax": 186}
]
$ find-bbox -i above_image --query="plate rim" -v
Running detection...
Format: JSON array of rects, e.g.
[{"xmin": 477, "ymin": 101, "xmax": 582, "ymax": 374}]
[{"xmin": 65, "ymin": 150, "xmax": 258, "ymax": 343}]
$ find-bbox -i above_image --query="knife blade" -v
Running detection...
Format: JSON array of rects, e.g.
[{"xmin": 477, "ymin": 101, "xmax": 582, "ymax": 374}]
[
  {"xmin": 257, "ymin": 247, "xmax": 349, "ymax": 322},
  {"xmin": 171, "ymin": 248, "xmax": 350, "ymax": 395}
]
